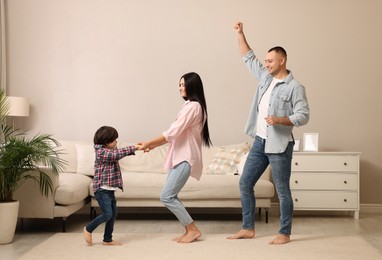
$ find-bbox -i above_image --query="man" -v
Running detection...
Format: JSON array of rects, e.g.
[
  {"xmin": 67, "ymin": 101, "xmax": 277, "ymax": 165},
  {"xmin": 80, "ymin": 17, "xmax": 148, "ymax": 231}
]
[{"xmin": 228, "ymin": 22, "xmax": 310, "ymax": 245}]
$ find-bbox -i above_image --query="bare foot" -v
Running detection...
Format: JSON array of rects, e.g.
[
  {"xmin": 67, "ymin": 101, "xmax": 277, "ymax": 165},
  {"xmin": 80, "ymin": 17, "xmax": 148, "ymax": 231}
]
[
  {"xmin": 268, "ymin": 234, "xmax": 290, "ymax": 245},
  {"xmin": 178, "ymin": 229, "xmax": 201, "ymax": 243},
  {"xmin": 172, "ymin": 233, "xmax": 186, "ymax": 242},
  {"xmin": 227, "ymin": 229, "xmax": 255, "ymax": 239},
  {"xmin": 83, "ymin": 227, "xmax": 93, "ymax": 246},
  {"xmin": 102, "ymin": 240, "xmax": 122, "ymax": 246}
]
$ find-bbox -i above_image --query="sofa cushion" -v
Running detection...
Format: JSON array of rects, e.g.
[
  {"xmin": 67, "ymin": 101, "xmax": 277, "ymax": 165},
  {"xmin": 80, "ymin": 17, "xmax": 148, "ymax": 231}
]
[
  {"xmin": 201, "ymin": 145, "xmax": 220, "ymax": 172},
  {"xmin": 237, "ymin": 151, "xmax": 248, "ymax": 175},
  {"xmin": 89, "ymin": 171, "xmax": 273, "ymax": 200},
  {"xmin": 119, "ymin": 144, "xmax": 168, "ymax": 174},
  {"xmin": 57, "ymin": 140, "xmax": 81, "ymax": 173},
  {"xmin": 205, "ymin": 142, "xmax": 250, "ymax": 175},
  {"xmin": 55, "ymin": 173, "xmax": 92, "ymax": 205},
  {"xmin": 89, "ymin": 172, "xmax": 165, "ymax": 198},
  {"xmin": 75, "ymin": 144, "xmax": 95, "ymax": 176}
]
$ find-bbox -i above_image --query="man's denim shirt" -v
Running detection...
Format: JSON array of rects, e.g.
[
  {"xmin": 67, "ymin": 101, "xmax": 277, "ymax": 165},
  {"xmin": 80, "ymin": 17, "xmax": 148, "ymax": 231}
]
[{"xmin": 243, "ymin": 50, "xmax": 310, "ymax": 153}]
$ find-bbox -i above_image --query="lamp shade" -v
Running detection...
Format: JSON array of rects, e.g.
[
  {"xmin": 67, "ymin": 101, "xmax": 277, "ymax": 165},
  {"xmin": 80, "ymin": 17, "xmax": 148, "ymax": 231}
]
[{"xmin": 6, "ymin": 96, "xmax": 30, "ymax": 117}]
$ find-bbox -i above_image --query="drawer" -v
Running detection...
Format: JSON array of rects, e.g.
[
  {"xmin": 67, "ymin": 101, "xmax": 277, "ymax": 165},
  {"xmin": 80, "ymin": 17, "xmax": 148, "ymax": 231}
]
[
  {"xmin": 291, "ymin": 172, "xmax": 357, "ymax": 190},
  {"xmin": 292, "ymin": 191, "xmax": 358, "ymax": 209},
  {"xmin": 292, "ymin": 155, "xmax": 358, "ymax": 172}
]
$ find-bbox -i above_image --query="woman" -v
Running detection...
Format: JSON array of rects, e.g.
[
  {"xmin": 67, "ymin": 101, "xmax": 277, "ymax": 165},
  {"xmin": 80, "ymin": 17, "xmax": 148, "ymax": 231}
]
[{"xmin": 139, "ymin": 72, "xmax": 212, "ymax": 243}]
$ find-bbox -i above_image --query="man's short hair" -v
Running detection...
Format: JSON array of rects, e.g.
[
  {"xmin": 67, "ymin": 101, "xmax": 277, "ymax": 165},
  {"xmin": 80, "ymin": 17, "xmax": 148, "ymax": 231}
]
[{"xmin": 268, "ymin": 46, "xmax": 287, "ymax": 59}]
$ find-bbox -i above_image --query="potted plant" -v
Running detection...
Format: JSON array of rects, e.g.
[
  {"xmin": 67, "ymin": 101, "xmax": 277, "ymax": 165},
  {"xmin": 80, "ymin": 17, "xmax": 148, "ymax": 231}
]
[{"xmin": 0, "ymin": 89, "xmax": 65, "ymax": 244}]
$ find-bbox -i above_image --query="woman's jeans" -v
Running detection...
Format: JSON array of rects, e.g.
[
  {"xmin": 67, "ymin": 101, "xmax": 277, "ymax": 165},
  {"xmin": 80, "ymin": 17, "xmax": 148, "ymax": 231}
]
[
  {"xmin": 160, "ymin": 161, "xmax": 193, "ymax": 227},
  {"xmin": 86, "ymin": 189, "xmax": 117, "ymax": 242},
  {"xmin": 240, "ymin": 136, "xmax": 294, "ymax": 235}
]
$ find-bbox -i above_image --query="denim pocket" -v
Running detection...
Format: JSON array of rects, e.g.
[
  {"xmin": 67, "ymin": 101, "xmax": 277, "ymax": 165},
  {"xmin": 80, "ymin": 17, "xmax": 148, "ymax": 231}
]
[{"xmin": 275, "ymin": 94, "xmax": 292, "ymax": 115}]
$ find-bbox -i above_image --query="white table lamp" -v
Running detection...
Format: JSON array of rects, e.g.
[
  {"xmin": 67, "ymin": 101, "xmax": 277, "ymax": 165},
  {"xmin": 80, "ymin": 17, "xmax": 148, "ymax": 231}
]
[{"xmin": 6, "ymin": 96, "xmax": 30, "ymax": 129}]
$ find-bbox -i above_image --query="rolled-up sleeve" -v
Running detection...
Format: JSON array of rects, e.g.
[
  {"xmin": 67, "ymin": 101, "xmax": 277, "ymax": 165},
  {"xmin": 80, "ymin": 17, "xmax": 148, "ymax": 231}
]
[{"xmin": 289, "ymin": 85, "xmax": 310, "ymax": 127}]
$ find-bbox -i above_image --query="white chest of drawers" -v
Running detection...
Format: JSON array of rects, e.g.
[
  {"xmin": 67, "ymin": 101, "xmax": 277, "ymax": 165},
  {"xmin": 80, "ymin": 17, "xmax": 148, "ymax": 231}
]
[{"xmin": 291, "ymin": 152, "xmax": 361, "ymax": 219}]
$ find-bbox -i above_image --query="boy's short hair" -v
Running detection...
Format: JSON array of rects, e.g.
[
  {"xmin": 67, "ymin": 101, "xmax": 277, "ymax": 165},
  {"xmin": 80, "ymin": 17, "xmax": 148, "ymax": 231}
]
[{"xmin": 94, "ymin": 126, "xmax": 119, "ymax": 145}]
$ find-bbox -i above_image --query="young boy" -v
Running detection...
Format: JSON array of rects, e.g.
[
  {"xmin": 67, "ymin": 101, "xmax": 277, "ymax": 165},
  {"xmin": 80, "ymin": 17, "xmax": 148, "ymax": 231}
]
[{"xmin": 83, "ymin": 126, "xmax": 141, "ymax": 246}]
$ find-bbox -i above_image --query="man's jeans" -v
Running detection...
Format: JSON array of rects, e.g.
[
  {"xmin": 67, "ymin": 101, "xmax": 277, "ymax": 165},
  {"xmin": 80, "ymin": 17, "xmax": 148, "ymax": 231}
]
[
  {"xmin": 239, "ymin": 136, "xmax": 294, "ymax": 235},
  {"xmin": 86, "ymin": 189, "xmax": 117, "ymax": 242}
]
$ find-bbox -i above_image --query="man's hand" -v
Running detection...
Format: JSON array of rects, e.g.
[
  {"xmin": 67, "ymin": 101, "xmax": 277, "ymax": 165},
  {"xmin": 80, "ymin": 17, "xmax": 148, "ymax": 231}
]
[
  {"xmin": 234, "ymin": 22, "xmax": 243, "ymax": 34},
  {"xmin": 233, "ymin": 21, "xmax": 250, "ymax": 56},
  {"xmin": 265, "ymin": 116, "xmax": 293, "ymax": 126},
  {"xmin": 265, "ymin": 115, "xmax": 279, "ymax": 126}
]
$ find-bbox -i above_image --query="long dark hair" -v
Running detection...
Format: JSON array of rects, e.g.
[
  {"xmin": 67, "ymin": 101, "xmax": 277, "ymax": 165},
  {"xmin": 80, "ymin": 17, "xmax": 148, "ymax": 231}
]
[{"xmin": 181, "ymin": 72, "xmax": 212, "ymax": 147}]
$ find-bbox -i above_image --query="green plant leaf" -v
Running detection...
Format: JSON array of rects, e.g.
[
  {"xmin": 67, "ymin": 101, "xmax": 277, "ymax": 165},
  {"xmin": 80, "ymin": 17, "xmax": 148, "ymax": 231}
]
[{"xmin": 0, "ymin": 89, "xmax": 67, "ymax": 202}]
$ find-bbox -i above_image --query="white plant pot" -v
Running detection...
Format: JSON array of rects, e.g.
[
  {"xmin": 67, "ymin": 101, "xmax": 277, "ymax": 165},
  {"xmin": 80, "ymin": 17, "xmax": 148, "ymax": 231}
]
[{"xmin": 0, "ymin": 200, "xmax": 19, "ymax": 244}]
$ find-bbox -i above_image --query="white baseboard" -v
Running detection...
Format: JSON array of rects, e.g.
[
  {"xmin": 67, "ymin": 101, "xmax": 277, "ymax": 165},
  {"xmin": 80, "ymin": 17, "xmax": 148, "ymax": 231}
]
[
  {"xmin": 270, "ymin": 203, "xmax": 382, "ymax": 214},
  {"xmin": 360, "ymin": 204, "xmax": 382, "ymax": 213},
  {"xmin": 77, "ymin": 203, "xmax": 382, "ymax": 215}
]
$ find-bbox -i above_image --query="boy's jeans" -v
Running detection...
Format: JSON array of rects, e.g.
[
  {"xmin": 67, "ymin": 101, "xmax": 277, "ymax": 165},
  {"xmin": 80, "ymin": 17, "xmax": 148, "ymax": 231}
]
[
  {"xmin": 86, "ymin": 189, "xmax": 117, "ymax": 242},
  {"xmin": 240, "ymin": 136, "xmax": 294, "ymax": 235}
]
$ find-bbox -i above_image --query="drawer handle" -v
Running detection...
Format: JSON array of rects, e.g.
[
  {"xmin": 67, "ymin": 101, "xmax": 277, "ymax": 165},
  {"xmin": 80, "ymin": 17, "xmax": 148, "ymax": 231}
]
[
  {"xmin": 344, "ymin": 199, "xmax": 347, "ymax": 202},
  {"xmin": 344, "ymin": 180, "xmax": 348, "ymax": 184},
  {"xmin": 294, "ymin": 198, "xmax": 298, "ymax": 202},
  {"xmin": 295, "ymin": 180, "xmax": 298, "ymax": 184},
  {"xmin": 295, "ymin": 162, "xmax": 299, "ymax": 166},
  {"xmin": 344, "ymin": 162, "xmax": 348, "ymax": 166}
]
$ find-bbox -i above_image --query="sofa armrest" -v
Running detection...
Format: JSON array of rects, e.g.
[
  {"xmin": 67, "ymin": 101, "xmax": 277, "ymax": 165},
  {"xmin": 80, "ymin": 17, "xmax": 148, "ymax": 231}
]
[{"xmin": 13, "ymin": 168, "xmax": 60, "ymax": 219}]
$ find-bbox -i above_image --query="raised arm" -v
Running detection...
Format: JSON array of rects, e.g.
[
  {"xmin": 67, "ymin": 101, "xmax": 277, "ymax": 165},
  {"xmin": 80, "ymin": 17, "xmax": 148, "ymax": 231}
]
[{"xmin": 234, "ymin": 22, "xmax": 251, "ymax": 56}]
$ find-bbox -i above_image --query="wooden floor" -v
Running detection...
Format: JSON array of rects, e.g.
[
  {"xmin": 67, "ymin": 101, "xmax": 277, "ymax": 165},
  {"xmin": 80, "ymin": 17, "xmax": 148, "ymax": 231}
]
[{"xmin": 2, "ymin": 208, "xmax": 382, "ymax": 259}]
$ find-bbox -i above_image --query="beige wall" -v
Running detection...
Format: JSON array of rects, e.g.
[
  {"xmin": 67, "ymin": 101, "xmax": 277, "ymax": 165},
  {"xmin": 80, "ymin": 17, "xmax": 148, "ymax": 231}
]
[{"xmin": 4, "ymin": 0, "xmax": 382, "ymax": 205}]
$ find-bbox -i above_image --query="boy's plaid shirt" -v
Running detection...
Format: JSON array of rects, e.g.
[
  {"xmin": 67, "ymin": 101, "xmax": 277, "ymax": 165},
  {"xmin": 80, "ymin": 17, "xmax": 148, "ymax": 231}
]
[{"xmin": 92, "ymin": 144, "xmax": 136, "ymax": 193}]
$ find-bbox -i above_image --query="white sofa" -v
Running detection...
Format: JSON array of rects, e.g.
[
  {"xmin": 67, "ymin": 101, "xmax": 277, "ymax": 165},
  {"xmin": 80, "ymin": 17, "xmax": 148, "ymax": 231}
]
[
  {"xmin": 14, "ymin": 141, "xmax": 97, "ymax": 232},
  {"xmin": 14, "ymin": 140, "xmax": 275, "ymax": 232}
]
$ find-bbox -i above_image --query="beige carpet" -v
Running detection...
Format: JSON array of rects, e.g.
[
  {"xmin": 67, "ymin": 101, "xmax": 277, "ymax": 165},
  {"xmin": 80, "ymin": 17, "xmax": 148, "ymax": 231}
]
[{"xmin": 19, "ymin": 233, "xmax": 382, "ymax": 260}]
